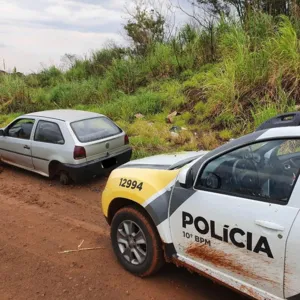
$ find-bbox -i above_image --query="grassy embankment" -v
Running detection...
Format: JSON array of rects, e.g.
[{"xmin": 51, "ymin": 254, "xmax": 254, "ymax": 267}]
[{"xmin": 1, "ymin": 13, "xmax": 299, "ymax": 159}]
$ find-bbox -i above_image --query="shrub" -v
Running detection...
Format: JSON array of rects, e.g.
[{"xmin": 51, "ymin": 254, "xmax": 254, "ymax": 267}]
[
  {"xmin": 0, "ymin": 75, "xmax": 31, "ymax": 113},
  {"xmin": 2, "ymin": 11, "xmax": 300, "ymax": 159},
  {"xmin": 0, "ymin": 113, "xmax": 22, "ymax": 127},
  {"xmin": 36, "ymin": 66, "xmax": 64, "ymax": 87},
  {"xmin": 105, "ymin": 58, "xmax": 147, "ymax": 94},
  {"xmin": 145, "ymin": 43, "xmax": 180, "ymax": 79}
]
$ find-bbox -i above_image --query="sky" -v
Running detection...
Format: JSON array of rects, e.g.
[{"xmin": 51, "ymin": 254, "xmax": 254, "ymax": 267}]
[{"xmin": 0, "ymin": 0, "xmax": 189, "ymax": 73}]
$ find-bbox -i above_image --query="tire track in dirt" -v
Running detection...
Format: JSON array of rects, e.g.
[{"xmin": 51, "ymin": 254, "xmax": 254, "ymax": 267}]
[{"xmin": 0, "ymin": 165, "xmax": 242, "ymax": 300}]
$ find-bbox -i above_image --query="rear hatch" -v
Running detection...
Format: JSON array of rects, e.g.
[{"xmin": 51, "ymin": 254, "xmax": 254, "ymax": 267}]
[{"xmin": 71, "ymin": 117, "xmax": 128, "ymax": 164}]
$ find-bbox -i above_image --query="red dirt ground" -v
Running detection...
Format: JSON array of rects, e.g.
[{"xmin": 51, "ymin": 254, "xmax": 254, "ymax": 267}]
[{"xmin": 0, "ymin": 165, "xmax": 243, "ymax": 300}]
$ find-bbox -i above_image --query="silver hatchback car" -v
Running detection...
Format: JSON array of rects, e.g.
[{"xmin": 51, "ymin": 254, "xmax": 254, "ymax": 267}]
[{"xmin": 0, "ymin": 110, "xmax": 132, "ymax": 184}]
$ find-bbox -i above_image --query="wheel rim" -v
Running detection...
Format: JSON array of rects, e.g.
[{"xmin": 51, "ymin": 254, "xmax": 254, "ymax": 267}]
[{"xmin": 117, "ymin": 220, "xmax": 147, "ymax": 265}]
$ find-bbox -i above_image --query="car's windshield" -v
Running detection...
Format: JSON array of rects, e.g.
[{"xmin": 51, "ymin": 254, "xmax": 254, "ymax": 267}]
[
  {"xmin": 71, "ymin": 117, "xmax": 121, "ymax": 143},
  {"xmin": 170, "ymin": 157, "xmax": 199, "ymax": 170}
]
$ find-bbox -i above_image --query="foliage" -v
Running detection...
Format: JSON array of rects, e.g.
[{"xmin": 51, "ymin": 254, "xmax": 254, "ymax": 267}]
[
  {"xmin": 1, "ymin": 11, "xmax": 300, "ymax": 158},
  {"xmin": 196, "ymin": 0, "xmax": 300, "ymax": 20},
  {"xmin": 124, "ymin": 4, "xmax": 165, "ymax": 55}
]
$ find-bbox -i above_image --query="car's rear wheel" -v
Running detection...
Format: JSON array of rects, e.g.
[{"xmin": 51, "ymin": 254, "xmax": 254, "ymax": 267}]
[
  {"xmin": 111, "ymin": 206, "xmax": 164, "ymax": 277},
  {"xmin": 59, "ymin": 171, "xmax": 71, "ymax": 185}
]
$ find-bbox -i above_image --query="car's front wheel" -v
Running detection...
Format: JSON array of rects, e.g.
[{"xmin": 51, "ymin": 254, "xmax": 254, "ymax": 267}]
[{"xmin": 111, "ymin": 206, "xmax": 164, "ymax": 277}]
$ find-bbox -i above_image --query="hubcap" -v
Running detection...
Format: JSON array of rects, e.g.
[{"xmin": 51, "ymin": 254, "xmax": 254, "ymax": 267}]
[{"xmin": 117, "ymin": 220, "xmax": 147, "ymax": 265}]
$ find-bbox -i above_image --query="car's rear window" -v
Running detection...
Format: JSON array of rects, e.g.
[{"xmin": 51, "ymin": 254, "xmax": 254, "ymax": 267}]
[{"xmin": 71, "ymin": 117, "xmax": 122, "ymax": 143}]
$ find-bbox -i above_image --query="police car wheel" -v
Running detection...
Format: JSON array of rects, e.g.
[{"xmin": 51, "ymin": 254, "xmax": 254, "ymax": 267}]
[{"xmin": 111, "ymin": 206, "xmax": 164, "ymax": 277}]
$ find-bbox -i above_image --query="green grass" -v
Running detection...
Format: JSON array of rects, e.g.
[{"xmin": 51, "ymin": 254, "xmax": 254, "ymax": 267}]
[
  {"xmin": 1, "ymin": 12, "xmax": 300, "ymax": 158},
  {"xmin": 0, "ymin": 113, "xmax": 22, "ymax": 127}
]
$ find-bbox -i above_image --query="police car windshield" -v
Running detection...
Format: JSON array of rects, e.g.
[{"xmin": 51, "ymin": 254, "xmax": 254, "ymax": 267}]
[{"xmin": 170, "ymin": 158, "xmax": 198, "ymax": 170}]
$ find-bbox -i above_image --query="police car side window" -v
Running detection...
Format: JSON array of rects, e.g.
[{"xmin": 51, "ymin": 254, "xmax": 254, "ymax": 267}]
[{"xmin": 195, "ymin": 140, "xmax": 300, "ymax": 204}]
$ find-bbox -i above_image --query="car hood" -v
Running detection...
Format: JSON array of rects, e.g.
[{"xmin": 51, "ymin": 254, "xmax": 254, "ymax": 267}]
[{"xmin": 119, "ymin": 151, "xmax": 209, "ymax": 170}]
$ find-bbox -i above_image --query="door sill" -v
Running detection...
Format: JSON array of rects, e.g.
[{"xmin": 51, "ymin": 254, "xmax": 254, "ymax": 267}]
[{"xmin": 1, "ymin": 159, "xmax": 48, "ymax": 177}]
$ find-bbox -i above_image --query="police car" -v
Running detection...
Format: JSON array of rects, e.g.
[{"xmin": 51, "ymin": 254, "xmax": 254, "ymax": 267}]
[{"xmin": 102, "ymin": 112, "xmax": 300, "ymax": 300}]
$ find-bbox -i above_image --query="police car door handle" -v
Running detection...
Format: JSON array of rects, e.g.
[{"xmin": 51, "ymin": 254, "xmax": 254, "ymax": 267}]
[{"xmin": 255, "ymin": 220, "xmax": 284, "ymax": 231}]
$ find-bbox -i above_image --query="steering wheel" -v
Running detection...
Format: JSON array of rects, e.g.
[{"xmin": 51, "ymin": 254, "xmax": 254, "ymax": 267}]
[{"xmin": 232, "ymin": 159, "xmax": 259, "ymax": 190}]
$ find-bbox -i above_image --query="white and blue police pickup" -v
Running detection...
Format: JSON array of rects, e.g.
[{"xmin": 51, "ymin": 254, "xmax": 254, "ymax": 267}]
[{"xmin": 102, "ymin": 112, "xmax": 300, "ymax": 300}]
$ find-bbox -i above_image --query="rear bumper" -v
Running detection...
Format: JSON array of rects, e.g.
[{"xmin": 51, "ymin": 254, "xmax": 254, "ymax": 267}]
[{"xmin": 62, "ymin": 148, "xmax": 132, "ymax": 182}]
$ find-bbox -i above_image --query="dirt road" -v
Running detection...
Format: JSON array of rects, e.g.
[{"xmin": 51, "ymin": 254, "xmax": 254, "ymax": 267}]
[{"xmin": 0, "ymin": 165, "xmax": 243, "ymax": 300}]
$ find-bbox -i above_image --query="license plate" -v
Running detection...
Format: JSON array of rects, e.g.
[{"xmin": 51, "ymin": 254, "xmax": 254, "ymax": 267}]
[{"xmin": 102, "ymin": 157, "xmax": 117, "ymax": 168}]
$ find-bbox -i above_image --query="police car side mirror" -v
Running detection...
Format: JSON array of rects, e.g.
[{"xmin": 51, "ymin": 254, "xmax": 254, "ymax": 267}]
[{"xmin": 178, "ymin": 167, "xmax": 194, "ymax": 189}]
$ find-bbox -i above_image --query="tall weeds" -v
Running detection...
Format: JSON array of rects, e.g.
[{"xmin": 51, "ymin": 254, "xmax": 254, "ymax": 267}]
[{"xmin": 1, "ymin": 12, "xmax": 300, "ymax": 156}]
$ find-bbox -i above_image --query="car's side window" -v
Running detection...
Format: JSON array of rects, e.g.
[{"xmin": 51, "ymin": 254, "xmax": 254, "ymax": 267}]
[
  {"xmin": 34, "ymin": 121, "xmax": 65, "ymax": 145},
  {"xmin": 7, "ymin": 118, "xmax": 35, "ymax": 140},
  {"xmin": 195, "ymin": 139, "xmax": 300, "ymax": 204}
]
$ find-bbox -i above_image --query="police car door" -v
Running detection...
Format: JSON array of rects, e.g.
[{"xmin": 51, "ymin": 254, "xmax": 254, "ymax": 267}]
[{"xmin": 169, "ymin": 139, "xmax": 300, "ymax": 299}]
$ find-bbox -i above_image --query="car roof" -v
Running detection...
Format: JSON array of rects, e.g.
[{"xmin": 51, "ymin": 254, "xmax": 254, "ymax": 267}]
[
  {"xmin": 25, "ymin": 110, "xmax": 104, "ymax": 122},
  {"xmin": 256, "ymin": 126, "xmax": 300, "ymax": 140}
]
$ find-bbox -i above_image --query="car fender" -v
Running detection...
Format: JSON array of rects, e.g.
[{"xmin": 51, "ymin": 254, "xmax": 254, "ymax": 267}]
[
  {"xmin": 47, "ymin": 153, "xmax": 71, "ymax": 165},
  {"xmin": 46, "ymin": 153, "xmax": 79, "ymax": 176},
  {"xmin": 102, "ymin": 167, "xmax": 180, "ymax": 243}
]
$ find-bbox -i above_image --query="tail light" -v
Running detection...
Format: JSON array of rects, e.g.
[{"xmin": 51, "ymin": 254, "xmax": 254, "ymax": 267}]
[
  {"xmin": 73, "ymin": 146, "xmax": 86, "ymax": 160},
  {"xmin": 124, "ymin": 134, "xmax": 129, "ymax": 145}
]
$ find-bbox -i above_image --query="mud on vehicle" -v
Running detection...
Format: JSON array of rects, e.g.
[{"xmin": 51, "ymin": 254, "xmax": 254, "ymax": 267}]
[{"xmin": 102, "ymin": 112, "xmax": 300, "ymax": 300}]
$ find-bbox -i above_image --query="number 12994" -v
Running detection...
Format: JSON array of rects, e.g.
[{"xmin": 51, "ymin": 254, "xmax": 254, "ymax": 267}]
[{"xmin": 119, "ymin": 178, "xmax": 143, "ymax": 191}]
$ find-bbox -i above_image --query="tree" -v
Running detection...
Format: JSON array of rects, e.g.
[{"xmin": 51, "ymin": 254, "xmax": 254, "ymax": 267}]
[
  {"xmin": 195, "ymin": 0, "xmax": 299, "ymax": 20},
  {"xmin": 60, "ymin": 53, "xmax": 77, "ymax": 71},
  {"xmin": 175, "ymin": 1, "xmax": 218, "ymax": 62},
  {"xmin": 124, "ymin": 1, "xmax": 166, "ymax": 55}
]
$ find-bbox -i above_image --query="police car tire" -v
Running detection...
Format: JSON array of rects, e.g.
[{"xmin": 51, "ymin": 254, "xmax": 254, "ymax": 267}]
[{"xmin": 111, "ymin": 206, "xmax": 165, "ymax": 277}]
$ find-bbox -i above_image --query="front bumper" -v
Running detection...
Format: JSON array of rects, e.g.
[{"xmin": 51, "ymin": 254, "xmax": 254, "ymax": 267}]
[{"xmin": 62, "ymin": 148, "xmax": 132, "ymax": 182}]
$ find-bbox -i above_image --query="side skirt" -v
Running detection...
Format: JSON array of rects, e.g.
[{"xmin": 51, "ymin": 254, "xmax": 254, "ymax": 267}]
[
  {"xmin": 1, "ymin": 159, "xmax": 49, "ymax": 178},
  {"xmin": 172, "ymin": 255, "xmax": 282, "ymax": 300}
]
